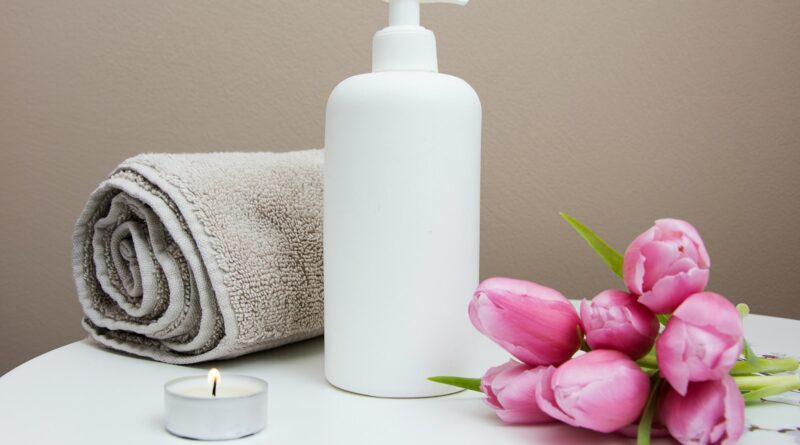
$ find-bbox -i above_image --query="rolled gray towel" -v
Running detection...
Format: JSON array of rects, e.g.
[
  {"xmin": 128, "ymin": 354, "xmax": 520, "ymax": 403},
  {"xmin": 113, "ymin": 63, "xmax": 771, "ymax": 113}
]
[{"xmin": 72, "ymin": 150, "xmax": 323, "ymax": 364}]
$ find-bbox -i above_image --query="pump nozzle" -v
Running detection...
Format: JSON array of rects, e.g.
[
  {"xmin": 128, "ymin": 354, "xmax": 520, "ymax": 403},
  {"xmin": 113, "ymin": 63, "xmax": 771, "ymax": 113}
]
[
  {"xmin": 373, "ymin": 0, "xmax": 470, "ymax": 72},
  {"xmin": 383, "ymin": 0, "xmax": 469, "ymax": 27}
]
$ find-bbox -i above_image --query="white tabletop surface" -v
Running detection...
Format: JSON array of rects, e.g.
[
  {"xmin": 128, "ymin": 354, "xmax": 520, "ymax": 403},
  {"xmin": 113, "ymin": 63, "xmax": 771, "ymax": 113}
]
[{"xmin": 1, "ymin": 308, "xmax": 799, "ymax": 445}]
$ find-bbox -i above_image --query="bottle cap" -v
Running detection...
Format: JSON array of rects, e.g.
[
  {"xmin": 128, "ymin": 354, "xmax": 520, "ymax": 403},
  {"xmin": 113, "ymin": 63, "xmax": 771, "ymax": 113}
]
[{"xmin": 373, "ymin": 0, "xmax": 469, "ymax": 73}]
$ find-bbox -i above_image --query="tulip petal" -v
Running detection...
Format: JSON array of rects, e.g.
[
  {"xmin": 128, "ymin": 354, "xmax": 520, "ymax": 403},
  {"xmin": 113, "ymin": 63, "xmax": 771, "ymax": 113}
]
[
  {"xmin": 673, "ymin": 292, "xmax": 743, "ymax": 338},
  {"xmin": 666, "ymin": 256, "xmax": 700, "ymax": 276},
  {"xmin": 475, "ymin": 293, "xmax": 579, "ymax": 365},
  {"xmin": 641, "ymin": 241, "xmax": 682, "ymax": 291},
  {"xmin": 678, "ymin": 234, "xmax": 704, "ymax": 267},
  {"xmin": 624, "ymin": 219, "xmax": 711, "ymax": 307},
  {"xmin": 481, "ymin": 359, "xmax": 527, "ymax": 408},
  {"xmin": 469, "ymin": 279, "xmax": 580, "ymax": 366},
  {"xmin": 581, "ymin": 290, "xmax": 658, "ymax": 359},
  {"xmin": 682, "ymin": 324, "xmax": 737, "ymax": 381},
  {"xmin": 494, "ymin": 368, "xmax": 553, "ymax": 424},
  {"xmin": 659, "ymin": 377, "xmax": 744, "ymax": 445},
  {"xmin": 535, "ymin": 366, "xmax": 578, "ymax": 426},
  {"xmin": 495, "ymin": 367, "xmax": 541, "ymax": 408},
  {"xmin": 721, "ymin": 376, "xmax": 745, "ymax": 444},
  {"xmin": 623, "ymin": 228, "xmax": 654, "ymax": 295},
  {"xmin": 481, "ymin": 360, "xmax": 554, "ymax": 425},
  {"xmin": 476, "ymin": 277, "xmax": 568, "ymax": 303},
  {"xmin": 638, "ymin": 267, "xmax": 709, "ymax": 314},
  {"xmin": 579, "ymin": 299, "xmax": 593, "ymax": 329},
  {"xmin": 654, "ymin": 219, "xmax": 710, "ymax": 268},
  {"xmin": 657, "ymin": 319, "xmax": 692, "ymax": 395},
  {"xmin": 657, "ymin": 293, "xmax": 743, "ymax": 395},
  {"xmin": 541, "ymin": 351, "xmax": 651, "ymax": 433},
  {"xmin": 661, "ymin": 381, "xmax": 725, "ymax": 444}
]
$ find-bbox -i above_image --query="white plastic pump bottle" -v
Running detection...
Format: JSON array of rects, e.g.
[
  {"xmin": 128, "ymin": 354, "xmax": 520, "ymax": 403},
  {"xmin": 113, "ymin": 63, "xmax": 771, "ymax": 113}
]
[{"xmin": 324, "ymin": 0, "xmax": 488, "ymax": 398}]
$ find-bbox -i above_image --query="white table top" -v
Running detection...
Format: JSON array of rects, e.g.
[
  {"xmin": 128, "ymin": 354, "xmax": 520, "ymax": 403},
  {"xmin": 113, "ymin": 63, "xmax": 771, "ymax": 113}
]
[{"xmin": 2, "ymin": 309, "xmax": 799, "ymax": 445}]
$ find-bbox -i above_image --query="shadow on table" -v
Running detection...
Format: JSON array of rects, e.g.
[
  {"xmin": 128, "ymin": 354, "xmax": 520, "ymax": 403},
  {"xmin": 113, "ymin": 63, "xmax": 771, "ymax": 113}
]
[
  {"xmin": 522, "ymin": 423, "xmax": 678, "ymax": 445},
  {"xmin": 83, "ymin": 335, "xmax": 325, "ymax": 377}
]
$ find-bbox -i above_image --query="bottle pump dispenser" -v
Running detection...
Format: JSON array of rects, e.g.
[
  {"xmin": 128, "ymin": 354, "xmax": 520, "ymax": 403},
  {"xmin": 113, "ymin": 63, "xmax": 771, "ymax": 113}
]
[{"xmin": 324, "ymin": 0, "xmax": 501, "ymax": 398}]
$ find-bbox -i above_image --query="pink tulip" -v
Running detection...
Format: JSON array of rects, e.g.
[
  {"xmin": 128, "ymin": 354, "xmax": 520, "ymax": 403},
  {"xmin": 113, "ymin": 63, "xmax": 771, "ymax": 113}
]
[
  {"xmin": 659, "ymin": 376, "xmax": 745, "ymax": 445},
  {"xmin": 656, "ymin": 292, "xmax": 743, "ymax": 395},
  {"xmin": 623, "ymin": 219, "xmax": 710, "ymax": 314},
  {"xmin": 535, "ymin": 350, "xmax": 650, "ymax": 433},
  {"xmin": 580, "ymin": 290, "xmax": 659, "ymax": 359},
  {"xmin": 469, "ymin": 277, "xmax": 581, "ymax": 366},
  {"xmin": 480, "ymin": 359, "xmax": 553, "ymax": 424}
]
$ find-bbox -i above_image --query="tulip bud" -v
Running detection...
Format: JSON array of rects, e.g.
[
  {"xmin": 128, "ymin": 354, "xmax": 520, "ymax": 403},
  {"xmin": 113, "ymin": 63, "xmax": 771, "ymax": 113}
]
[
  {"xmin": 469, "ymin": 277, "xmax": 581, "ymax": 366},
  {"xmin": 480, "ymin": 359, "xmax": 553, "ymax": 424},
  {"xmin": 535, "ymin": 350, "xmax": 650, "ymax": 433},
  {"xmin": 659, "ymin": 376, "xmax": 745, "ymax": 445},
  {"xmin": 580, "ymin": 290, "xmax": 659, "ymax": 359},
  {"xmin": 623, "ymin": 219, "xmax": 710, "ymax": 314},
  {"xmin": 656, "ymin": 292, "xmax": 743, "ymax": 395}
]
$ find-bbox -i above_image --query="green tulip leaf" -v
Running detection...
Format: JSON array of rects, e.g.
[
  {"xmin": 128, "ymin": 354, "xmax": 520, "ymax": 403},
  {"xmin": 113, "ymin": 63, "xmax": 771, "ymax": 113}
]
[
  {"xmin": 560, "ymin": 212, "xmax": 624, "ymax": 278},
  {"xmin": 427, "ymin": 376, "xmax": 482, "ymax": 393},
  {"xmin": 731, "ymin": 356, "xmax": 799, "ymax": 375},
  {"xmin": 742, "ymin": 339, "xmax": 760, "ymax": 367}
]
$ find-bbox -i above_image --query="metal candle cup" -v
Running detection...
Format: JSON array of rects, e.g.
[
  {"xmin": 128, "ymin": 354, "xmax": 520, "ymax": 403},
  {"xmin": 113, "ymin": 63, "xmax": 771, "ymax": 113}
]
[{"xmin": 164, "ymin": 371, "xmax": 268, "ymax": 440}]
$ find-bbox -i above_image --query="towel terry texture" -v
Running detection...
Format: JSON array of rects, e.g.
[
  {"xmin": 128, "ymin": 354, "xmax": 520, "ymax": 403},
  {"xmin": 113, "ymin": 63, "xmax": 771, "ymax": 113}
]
[{"xmin": 72, "ymin": 149, "xmax": 324, "ymax": 364}]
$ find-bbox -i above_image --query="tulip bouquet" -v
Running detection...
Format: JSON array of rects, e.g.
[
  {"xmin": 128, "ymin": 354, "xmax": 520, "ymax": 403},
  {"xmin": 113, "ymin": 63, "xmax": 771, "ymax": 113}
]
[{"xmin": 430, "ymin": 214, "xmax": 800, "ymax": 445}]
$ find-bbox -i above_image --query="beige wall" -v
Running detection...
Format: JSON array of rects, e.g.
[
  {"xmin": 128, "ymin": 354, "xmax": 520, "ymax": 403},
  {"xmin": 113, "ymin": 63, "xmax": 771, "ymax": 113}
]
[{"xmin": 2, "ymin": 0, "xmax": 799, "ymax": 375}]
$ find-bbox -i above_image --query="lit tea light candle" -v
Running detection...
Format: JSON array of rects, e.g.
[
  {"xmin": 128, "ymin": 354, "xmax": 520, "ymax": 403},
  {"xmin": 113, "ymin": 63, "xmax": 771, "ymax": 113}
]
[
  {"xmin": 164, "ymin": 369, "xmax": 268, "ymax": 440},
  {"xmin": 210, "ymin": 367, "xmax": 219, "ymax": 397}
]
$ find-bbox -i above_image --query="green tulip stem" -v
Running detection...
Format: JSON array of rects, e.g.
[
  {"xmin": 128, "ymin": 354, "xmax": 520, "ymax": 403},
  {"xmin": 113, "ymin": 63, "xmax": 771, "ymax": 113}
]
[
  {"xmin": 636, "ymin": 354, "xmax": 659, "ymax": 369},
  {"xmin": 637, "ymin": 375, "xmax": 664, "ymax": 445},
  {"xmin": 637, "ymin": 354, "xmax": 798, "ymax": 376},
  {"xmin": 735, "ymin": 374, "xmax": 800, "ymax": 391},
  {"xmin": 740, "ymin": 374, "xmax": 800, "ymax": 404},
  {"xmin": 730, "ymin": 357, "xmax": 799, "ymax": 375},
  {"xmin": 579, "ymin": 327, "xmax": 592, "ymax": 352}
]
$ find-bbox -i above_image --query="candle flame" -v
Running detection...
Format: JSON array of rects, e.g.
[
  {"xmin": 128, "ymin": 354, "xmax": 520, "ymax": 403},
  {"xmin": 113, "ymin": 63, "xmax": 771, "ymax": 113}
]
[{"xmin": 208, "ymin": 368, "xmax": 221, "ymax": 385}]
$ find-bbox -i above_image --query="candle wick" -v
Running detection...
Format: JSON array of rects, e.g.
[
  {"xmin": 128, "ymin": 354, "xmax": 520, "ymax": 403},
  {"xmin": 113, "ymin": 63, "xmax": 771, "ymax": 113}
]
[{"xmin": 212, "ymin": 379, "xmax": 217, "ymax": 397}]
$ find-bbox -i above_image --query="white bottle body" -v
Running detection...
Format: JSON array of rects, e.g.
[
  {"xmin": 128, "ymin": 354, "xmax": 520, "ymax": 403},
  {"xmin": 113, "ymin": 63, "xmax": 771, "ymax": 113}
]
[{"xmin": 324, "ymin": 71, "xmax": 484, "ymax": 397}]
